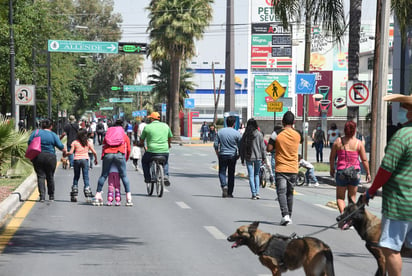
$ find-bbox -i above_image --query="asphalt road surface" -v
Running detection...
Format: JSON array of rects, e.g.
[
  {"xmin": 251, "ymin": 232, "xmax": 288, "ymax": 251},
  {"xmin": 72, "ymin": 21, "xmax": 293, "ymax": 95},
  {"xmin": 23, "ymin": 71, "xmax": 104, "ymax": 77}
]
[{"xmin": 0, "ymin": 143, "xmax": 411, "ymax": 275}]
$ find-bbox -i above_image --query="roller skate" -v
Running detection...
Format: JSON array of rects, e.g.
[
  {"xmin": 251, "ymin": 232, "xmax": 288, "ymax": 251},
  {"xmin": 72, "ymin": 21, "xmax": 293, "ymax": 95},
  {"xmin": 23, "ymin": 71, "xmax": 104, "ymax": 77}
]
[
  {"xmin": 125, "ymin": 192, "xmax": 133, "ymax": 207},
  {"xmin": 114, "ymin": 188, "xmax": 121, "ymax": 206},
  {"xmin": 92, "ymin": 191, "xmax": 103, "ymax": 206},
  {"xmin": 70, "ymin": 185, "xmax": 78, "ymax": 202},
  {"xmin": 84, "ymin": 187, "xmax": 94, "ymax": 203},
  {"xmin": 107, "ymin": 186, "xmax": 114, "ymax": 206}
]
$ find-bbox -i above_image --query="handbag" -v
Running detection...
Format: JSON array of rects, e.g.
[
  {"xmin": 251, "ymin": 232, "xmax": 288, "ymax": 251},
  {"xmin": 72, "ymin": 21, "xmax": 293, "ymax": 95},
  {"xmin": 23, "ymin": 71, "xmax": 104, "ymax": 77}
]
[
  {"xmin": 25, "ymin": 129, "xmax": 42, "ymax": 160},
  {"xmin": 342, "ymin": 166, "xmax": 357, "ymax": 180}
]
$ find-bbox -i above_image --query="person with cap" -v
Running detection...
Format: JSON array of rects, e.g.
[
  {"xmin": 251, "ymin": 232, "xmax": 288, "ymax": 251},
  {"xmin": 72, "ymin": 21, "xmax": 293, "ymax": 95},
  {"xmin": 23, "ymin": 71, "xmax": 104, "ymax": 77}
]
[
  {"xmin": 139, "ymin": 112, "xmax": 173, "ymax": 186},
  {"xmin": 60, "ymin": 115, "xmax": 79, "ymax": 168},
  {"xmin": 363, "ymin": 94, "xmax": 412, "ymax": 276}
]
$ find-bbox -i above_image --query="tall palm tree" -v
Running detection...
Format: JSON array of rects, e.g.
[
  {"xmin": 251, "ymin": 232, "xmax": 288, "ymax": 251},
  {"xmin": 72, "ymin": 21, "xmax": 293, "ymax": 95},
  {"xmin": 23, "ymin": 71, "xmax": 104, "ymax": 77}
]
[{"xmin": 146, "ymin": 0, "xmax": 213, "ymax": 139}]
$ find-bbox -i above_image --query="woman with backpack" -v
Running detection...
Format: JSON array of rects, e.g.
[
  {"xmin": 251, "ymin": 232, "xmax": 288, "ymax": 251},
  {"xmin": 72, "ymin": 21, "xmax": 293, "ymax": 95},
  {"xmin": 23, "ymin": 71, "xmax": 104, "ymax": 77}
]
[{"xmin": 312, "ymin": 123, "xmax": 326, "ymax": 163}]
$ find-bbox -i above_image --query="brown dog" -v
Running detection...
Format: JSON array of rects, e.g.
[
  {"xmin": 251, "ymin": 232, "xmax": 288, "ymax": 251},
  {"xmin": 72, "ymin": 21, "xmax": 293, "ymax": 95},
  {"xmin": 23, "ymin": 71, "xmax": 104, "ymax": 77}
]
[
  {"xmin": 338, "ymin": 195, "xmax": 412, "ymax": 276},
  {"xmin": 227, "ymin": 221, "xmax": 335, "ymax": 276},
  {"xmin": 61, "ymin": 157, "xmax": 69, "ymax": 169}
]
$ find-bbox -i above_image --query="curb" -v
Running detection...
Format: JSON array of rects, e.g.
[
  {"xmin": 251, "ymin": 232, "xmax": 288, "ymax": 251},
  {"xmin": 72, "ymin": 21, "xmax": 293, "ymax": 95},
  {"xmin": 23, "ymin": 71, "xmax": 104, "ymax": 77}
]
[{"xmin": 0, "ymin": 172, "xmax": 37, "ymax": 226}]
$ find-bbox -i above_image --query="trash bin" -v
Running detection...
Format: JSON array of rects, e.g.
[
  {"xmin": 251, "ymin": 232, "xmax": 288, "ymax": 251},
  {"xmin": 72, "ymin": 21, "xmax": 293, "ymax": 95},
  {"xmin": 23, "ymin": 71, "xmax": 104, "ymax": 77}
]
[{"xmin": 223, "ymin": 112, "xmax": 240, "ymax": 130}]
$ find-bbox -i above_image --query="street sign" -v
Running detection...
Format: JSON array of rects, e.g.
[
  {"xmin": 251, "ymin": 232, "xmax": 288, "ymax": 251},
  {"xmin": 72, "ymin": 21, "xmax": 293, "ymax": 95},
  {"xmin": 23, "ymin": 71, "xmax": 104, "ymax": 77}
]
[
  {"xmin": 346, "ymin": 81, "xmax": 371, "ymax": 107},
  {"xmin": 111, "ymin": 86, "xmax": 122, "ymax": 91},
  {"xmin": 184, "ymin": 98, "xmax": 195, "ymax": 109},
  {"xmin": 123, "ymin": 85, "xmax": 153, "ymax": 92},
  {"xmin": 267, "ymin": 101, "xmax": 283, "ymax": 112},
  {"xmin": 15, "ymin": 85, "xmax": 35, "ymax": 106},
  {"xmin": 99, "ymin": 106, "xmax": 113, "ymax": 111},
  {"xmin": 48, "ymin": 40, "xmax": 118, "ymax": 54},
  {"xmin": 277, "ymin": 97, "xmax": 293, "ymax": 107},
  {"xmin": 109, "ymin": 98, "xmax": 133, "ymax": 103},
  {"xmin": 265, "ymin": 80, "xmax": 286, "ymax": 101},
  {"xmin": 118, "ymin": 42, "xmax": 148, "ymax": 54},
  {"xmin": 296, "ymin": 73, "xmax": 316, "ymax": 94}
]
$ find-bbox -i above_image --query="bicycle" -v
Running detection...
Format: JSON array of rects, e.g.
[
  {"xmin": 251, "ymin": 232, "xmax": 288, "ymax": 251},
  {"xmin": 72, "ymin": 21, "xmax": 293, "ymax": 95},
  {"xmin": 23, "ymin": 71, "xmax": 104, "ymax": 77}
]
[
  {"xmin": 146, "ymin": 155, "xmax": 166, "ymax": 197},
  {"xmin": 296, "ymin": 169, "xmax": 306, "ymax": 186},
  {"xmin": 259, "ymin": 162, "xmax": 273, "ymax": 188}
]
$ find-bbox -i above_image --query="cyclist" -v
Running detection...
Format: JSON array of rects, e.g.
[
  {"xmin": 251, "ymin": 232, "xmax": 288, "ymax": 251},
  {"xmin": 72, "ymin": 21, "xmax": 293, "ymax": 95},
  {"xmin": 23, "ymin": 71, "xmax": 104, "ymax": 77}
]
[{"xmin": 139, "ymin": 112, "xmax": 173, "ymax": 186}]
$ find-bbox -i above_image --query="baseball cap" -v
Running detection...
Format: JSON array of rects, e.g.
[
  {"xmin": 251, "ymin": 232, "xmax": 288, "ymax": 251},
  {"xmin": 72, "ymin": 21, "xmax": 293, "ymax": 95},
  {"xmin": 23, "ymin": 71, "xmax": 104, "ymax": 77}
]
[
  {"xmin": 69, "ymin": 115, "xmax": 76, "ymax": 122},
  {"xmin": 148, "ymin": 112, "xmax": 160, "ymax": 120}
]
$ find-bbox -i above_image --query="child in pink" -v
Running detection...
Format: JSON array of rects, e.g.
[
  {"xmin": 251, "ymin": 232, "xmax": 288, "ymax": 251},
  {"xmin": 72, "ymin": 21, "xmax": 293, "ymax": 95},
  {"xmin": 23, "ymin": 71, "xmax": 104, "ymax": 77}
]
[{"xmin": 107, "ymin": 164, "xmax": 121, "ymax": 206}]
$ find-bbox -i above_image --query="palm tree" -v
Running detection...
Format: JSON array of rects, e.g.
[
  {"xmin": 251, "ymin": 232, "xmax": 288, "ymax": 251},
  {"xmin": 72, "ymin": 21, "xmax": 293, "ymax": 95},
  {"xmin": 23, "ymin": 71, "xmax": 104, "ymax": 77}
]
[
  {"xmin": 148, "ymin": 59, "xmax": 195, "ymax": 113},
  {"xmin": 146, "ymin": 0, "xmax": 213, "ymax": 139}
]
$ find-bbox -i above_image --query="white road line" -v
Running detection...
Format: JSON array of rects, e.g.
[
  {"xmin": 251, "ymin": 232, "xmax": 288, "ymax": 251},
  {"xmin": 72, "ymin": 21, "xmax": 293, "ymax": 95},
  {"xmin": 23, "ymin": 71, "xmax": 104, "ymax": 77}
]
[
  {"xmin": 176, "ymin": 201, "xmax": 191, "ymax": 209},
  {"xmin": 204, "ymin": 226, "xmax": 227, "ymax": 240},
  {"xmin": 315, "ymin": 203, "xmax": 335, "ymax": 211}
]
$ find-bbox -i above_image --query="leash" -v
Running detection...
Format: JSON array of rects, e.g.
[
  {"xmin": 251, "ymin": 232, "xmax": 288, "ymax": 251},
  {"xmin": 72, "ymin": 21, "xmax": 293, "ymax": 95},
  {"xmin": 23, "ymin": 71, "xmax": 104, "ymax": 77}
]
[{"xmin": 302, "ymin": 203, "xmax": 366, "ymax": 237}]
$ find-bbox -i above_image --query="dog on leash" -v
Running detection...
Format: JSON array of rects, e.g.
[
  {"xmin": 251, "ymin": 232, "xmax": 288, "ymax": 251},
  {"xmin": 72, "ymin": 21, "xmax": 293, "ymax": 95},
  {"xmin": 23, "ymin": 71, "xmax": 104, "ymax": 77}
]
[
  {"xmin": 338, "ymin": 195, "xmax": 412, "ymax": 276},
  {"xmin": 61, "ymin": 157, "xmax": 69, "ymax": 169},
  {"xmin": 227, "ymin": 221, "xmax": 335, "ymax": 276}
]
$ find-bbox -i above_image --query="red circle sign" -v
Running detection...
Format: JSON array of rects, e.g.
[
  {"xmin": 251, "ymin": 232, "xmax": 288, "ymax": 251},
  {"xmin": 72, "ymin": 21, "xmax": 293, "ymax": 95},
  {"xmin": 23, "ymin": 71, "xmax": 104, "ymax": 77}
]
[{"xmin": 348, "ymin": 83, "xmax": 369, "ymax": 105}]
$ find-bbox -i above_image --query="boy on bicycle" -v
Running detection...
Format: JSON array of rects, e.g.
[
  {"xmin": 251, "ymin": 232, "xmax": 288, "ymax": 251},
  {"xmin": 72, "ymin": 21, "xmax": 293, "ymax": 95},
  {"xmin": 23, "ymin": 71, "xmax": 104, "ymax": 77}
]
[{"xmin": 298, "ymin": 154, "xmax": 319, "ymax": 187}]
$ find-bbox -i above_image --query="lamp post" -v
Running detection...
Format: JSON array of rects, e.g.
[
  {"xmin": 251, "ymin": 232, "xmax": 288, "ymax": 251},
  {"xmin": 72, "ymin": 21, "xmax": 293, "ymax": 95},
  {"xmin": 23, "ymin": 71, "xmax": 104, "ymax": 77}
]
[{"xmin": 9, "ymin": 0, "xmax": 16, "ymax": 128}]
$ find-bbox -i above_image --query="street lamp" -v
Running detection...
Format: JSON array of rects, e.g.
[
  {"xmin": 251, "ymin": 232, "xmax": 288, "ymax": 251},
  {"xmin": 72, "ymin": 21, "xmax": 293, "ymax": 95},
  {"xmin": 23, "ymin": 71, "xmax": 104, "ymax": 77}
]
[{"xmin": 9, "ymin": 0, "xmax": 16, "ymax": 128}]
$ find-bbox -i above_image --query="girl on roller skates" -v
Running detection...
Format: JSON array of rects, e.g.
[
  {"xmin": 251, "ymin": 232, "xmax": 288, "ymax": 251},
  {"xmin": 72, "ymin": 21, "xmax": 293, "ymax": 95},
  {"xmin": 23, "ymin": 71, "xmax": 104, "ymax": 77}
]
[
  {"xmin": 66, "ymin": 129, "xmax": 98, "ymax": 202},
  {"xmin": 107, "ymin": 164, "xmax": 121, "ymax": 206}
]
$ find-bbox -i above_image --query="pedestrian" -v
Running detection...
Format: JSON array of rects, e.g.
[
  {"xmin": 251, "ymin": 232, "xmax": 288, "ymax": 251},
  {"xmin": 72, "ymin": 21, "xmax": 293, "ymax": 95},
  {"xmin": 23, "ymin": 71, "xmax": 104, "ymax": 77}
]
[
  {"xmin": 330, "ymin": 120, "xmax": 371, "ymax": 222},
  {"xmin": 65, "ymin": 129, "xmax": 98, "ymax": 202},
  {"xmin": 28, "ymin": 118, "xmax": 67, "ymax": 202},
  {"xmin": 137, "ymin": 118, "xmax": 147, "ymax": 141},
  {"xmin": 130, "ymin": 140, "xmax": 142, "ymax": 171},
  {"xmin": 125, "ymin": 120, "xmax": 133, "ymax": 143},
  {"xmin": 96, "ymin": 119, "xmax": 105, "ymax": 145},
  {"xmin": 239, "ymin": 118, "xmax": 266, "ymax": 199},
  {"xmin": 327, "ymin": 123, "xmax": 340, "ymax": 148},
  {"xmin": 209, "ymin": 124, "xmax": 216, "ymax": 141},
  {"xmin": 60, "ymin": 115, "xmax": 79, "ymax": 168},
  {"xmin": 107, "ymin": 163, "xmax": 121, "ymax": 206},
  {"xmin": 18, "ymin": 119, "xmax": 25, "ymax": 131},
  {"xmin": 266, "ymin": 111, "xmax": 302, "ymax": 226},
  {"xmin": 312, "ymin": 123, "xmax": 326, "ymax": 162},
  {"xmin": 213, "ymin": 115, "xmax": 242, "ymax": 198},
  {"xmin": 238, "ymin": 123, "xmax": 245, "ymax": 135},
  {"xmin": 363, "ymin": 94, "xmax": 412, "ymax": 276},
  {"xmin": 200, "ymin": 121, "xmax": 209, "ymax": 143},
  {"xmin": 133, "ymin": 120, "xmax": 139, "ymax": 142},
  {"xmin": 93, "ymin": 119, "xmax": 133, "ymax": 206},
  {"xmin": 298, "ymin": 154, "xmax": 319, "ymax": 187},
  {"xmin": 90, "ymin": 120, "xmax": 97, "ymax": 145},
  {"xmin": 87, "ymin": 132, "xmax": 95, "ymax": 169}
]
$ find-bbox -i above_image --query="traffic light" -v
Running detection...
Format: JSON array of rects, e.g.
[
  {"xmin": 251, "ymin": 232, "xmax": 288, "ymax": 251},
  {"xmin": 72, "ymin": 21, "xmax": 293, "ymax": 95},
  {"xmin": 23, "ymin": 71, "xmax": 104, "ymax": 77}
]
[{"xmin": 118, "ymin": 42, "xmax": 148, "ymax": 54}]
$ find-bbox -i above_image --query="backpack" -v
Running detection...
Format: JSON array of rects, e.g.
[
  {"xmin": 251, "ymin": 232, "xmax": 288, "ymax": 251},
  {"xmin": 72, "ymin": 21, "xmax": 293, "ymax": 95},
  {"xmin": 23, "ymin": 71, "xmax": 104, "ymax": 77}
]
[
  {"xmin": 105, "ymin": 126, "xmax": 125, "ymax": 146},
  {"xmin": 96, "ymin": 122, "xmax": 104, "ymax": 133},
  {"xmin": 314, "ymin": 129, "xmax": 324, "ymax": 143}
]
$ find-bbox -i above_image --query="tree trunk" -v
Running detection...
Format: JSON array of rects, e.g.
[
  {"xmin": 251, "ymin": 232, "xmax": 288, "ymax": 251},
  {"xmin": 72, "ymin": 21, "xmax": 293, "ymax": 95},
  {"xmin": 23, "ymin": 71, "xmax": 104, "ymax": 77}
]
[{"xmin": 170, "ymin": 54, "xmax": 181, "ymax": 139}]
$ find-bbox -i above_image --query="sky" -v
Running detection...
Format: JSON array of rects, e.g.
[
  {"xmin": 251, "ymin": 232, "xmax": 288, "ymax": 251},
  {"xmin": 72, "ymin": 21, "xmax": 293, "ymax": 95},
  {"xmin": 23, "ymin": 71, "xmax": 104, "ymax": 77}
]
[{"xmin": 112, "ymin": 0, "xmax": 378, "ymax": 73}]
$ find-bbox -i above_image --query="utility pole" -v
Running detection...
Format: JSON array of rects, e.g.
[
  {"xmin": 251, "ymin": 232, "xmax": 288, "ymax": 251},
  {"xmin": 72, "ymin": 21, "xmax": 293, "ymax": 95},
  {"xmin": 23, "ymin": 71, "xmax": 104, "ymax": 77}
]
[
  {"xmin": 224, "ymin": 0, "xmax": 235, "ymax": 112},
  {"xmin": 9, "ymin": 0, "xmax": 16, "ymax": 128}
]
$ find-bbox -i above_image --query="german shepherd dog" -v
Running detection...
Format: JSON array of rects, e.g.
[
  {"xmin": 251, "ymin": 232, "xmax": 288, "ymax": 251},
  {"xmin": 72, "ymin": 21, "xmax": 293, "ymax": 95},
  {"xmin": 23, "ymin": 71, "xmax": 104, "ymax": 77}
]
[
  {"xmin": 227, "ymin": 221, "xmax": 335, "ymax": 276},
  {"xmin": 338, "ymin": 195, "xmax": 412, "ymax": 276},
  {"xmin": 61, "ymin": 157, "xmax": 69, "ymax": 169}
]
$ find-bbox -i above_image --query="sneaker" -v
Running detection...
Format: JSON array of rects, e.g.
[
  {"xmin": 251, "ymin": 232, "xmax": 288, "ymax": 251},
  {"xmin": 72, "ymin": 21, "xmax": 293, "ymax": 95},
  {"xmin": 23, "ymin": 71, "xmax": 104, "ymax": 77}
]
[
  {"xmin": 313, "ymin": 182, "xmax": 320, "ymax": 187},
  {"xmin": 280, "ymin": 215, "xmax": 292, "ymax": 226},
  {"xmin": 228, "ymin": 194, "xmax": 234, "ymax": 198},
  {"xmin": 256, "ymin": 194, "xmax": 261, "ymax": 199},
  {"xmin": 251, "ymin": 196, "xmax": 257, "ymax": 200},
  {"xmin": 164, "ymin": 177, "xmax": 170, "ymax": 186},
  {"xmin": 222, "ymin": 186, "xmax": 228, "ymax": 198},
  {"xmin": 49, "ymin": 195, "xmax": 54, "ymax": 201},
  {"xmin": 125, "ymin": 192, "xmax": 133, "ymax": 207}
]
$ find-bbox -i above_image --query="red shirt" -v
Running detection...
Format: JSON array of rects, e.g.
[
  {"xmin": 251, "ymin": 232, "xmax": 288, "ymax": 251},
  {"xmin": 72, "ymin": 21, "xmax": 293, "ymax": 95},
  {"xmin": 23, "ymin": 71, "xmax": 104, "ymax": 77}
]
[{"xmin": 101, "ymin": 133, "xmax": 131, "ymax": 160}]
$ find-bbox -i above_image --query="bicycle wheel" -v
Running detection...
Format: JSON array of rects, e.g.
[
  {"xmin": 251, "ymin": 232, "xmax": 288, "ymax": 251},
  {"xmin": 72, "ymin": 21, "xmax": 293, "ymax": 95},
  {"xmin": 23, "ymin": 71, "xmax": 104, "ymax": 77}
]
[
  {"xmin": 296, "ymin": 171, "xmax": 305, "ymax": 186},
  {"xmin": 259, "ymin": 167, "xmax": 267, "ymax": 188},
  {"xmin": 155, "ymin": 163, "xmax": 164, "ymax": 197},
  {"xmin": 147, "ymin": 163, "xmax": 154, "ymax": 196}
]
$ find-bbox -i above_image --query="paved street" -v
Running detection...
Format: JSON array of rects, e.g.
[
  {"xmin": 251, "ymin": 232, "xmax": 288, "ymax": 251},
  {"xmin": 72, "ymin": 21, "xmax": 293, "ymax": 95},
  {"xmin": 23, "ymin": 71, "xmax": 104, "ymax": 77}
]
[{"xmin": 0, "ymin": 143, "xmax": 410, "ymax": 275}]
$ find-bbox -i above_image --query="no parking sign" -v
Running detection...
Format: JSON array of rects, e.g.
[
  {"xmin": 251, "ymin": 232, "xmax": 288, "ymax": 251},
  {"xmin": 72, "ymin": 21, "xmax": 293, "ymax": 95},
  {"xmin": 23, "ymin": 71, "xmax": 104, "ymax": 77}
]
[
  {"xmin": 346, "ymin": 81, "xmax": 371, "ymax": 107},
  {"xmin": 15, "ymin": 85, "xmax": 35, "ymax": 106}
]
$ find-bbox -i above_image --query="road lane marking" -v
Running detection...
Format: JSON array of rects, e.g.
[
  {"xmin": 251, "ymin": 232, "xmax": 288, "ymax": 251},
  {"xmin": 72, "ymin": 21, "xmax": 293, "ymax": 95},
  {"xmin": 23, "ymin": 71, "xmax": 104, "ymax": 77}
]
[
  {"xmin": 0, "ymin": 189, "xmax": 39, "ymax": 253},
  {"xmin": 315, "ymin": 203, "xmax": 336, "ymax": 211},
  {"xmin": 176, "ymin": 201, "xmax": 191, "ymax": 209},
  {"xmin": 204, "ymin": 226, "xmax": 226, "ymax": 240}
]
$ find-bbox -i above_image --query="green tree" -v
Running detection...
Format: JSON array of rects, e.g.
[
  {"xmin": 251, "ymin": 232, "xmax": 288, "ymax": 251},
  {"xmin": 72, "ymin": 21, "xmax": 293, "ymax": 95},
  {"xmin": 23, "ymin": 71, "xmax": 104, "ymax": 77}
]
[{"xmin": 146, "ymin": 0, "xmax": 213, "ymax": 139}]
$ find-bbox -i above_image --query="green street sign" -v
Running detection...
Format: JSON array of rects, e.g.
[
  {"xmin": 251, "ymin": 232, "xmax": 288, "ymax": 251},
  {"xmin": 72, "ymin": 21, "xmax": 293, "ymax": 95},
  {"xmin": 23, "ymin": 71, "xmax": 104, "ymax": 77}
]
[
  {"xmin": 48, "ymin": 40, "xmax": 118, "ymax": 54},
  {"xmin": 123, "ymin": 85, "xmax": 153, "ymax": 92},
  {"xmin": 111, "ymin": 86, "xmax": 122, "ymax": 91},
  {"xmin": 99, "ymin": 106, "xmax": 113, "ymax": 110},
  {"xmin": 109, "ymin": 98, "xmax": 133, "ymax": 103},
  {"xmin": 118, "ymin": 42, "xmax": 148, "ymax": 54}
]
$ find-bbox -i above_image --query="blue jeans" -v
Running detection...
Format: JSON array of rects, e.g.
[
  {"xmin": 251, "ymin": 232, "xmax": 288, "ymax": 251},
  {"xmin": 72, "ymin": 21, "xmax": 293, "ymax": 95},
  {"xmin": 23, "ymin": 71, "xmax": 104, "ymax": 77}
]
[
  {"xmin": 218, "ymin": 155, "xmax": 237, "ymax": 196},
  {"xmin": 142, "ymin": 152, "xmax": 169, "ymax": 183},
  {"xmin": 246, "ymin": 160, "xmax": 261, "ymax": 196},
  {"xmin": 96, "ymin": 152, "xmax": 130, "ymax": 193},
  {"xmin": 67, "ymin": 144, "xmax": 74, "ymax": 167},
  {"xmin": 271, "ymin": 152, "xmax": 276, "ymax": 180},
  {"xmin": 305, "ymin": 168, "xmax": 318, "ymax": 184},
  {"xmin": 275, "ymin": 173, "xmax": 297, "ymax": 217},
  {"xmin": 73, "ymin": 159, "xmax": 90, "ymax": 188},
  {"xmin": 314, "ymin": 142, "xmax": 324, "ymax": 162}
]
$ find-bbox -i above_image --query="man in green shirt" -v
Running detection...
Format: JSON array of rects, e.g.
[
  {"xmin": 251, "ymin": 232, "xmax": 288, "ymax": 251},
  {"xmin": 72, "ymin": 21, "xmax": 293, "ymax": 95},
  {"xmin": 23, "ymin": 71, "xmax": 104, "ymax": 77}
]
[{"xmin": 139, "ymin": 112, "xmax": 173, "ymax": 186}]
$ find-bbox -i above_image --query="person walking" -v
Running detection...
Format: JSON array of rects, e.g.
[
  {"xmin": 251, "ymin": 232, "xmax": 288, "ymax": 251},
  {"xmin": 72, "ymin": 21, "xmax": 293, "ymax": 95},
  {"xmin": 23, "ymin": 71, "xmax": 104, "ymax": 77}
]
[
  {"xmin": 65, "ymin": 129, "xmax": 98, "ymax": 202},
  {"xmin": 363, "ymin": 94, "xmax": 412, "ymax": 276},
  {"xmin": 209, "ymin": 124, "xmax": 216, "ymax": 142},
  {"xmin": 130, "ymin": 140, "xmax": 142, "ymax": 171},
  {"xmin": 96, "ymin": 119, "xmax": 105, "ymax": 145},
  {"xmin": 312, "ymin": 123, "xmax": 326, "ymax": 163},
  {"xmin": 239, "ymin": 118, "xmax": 266, "ymax": 199},
  {"xmin": 267, "ymin": 125, "xmax": 283, "ymax": 188},
  {"xmin": 327, "ymin": 123, "xmax": 340, "ymax": 148},
  {"xmin": 330, "ymin": 120, "xmax": 371, "ymax": 221},
  {"xmin": 266, "ymin": 111, "xmax": 302, "ymax": 225},
  {"xmin": 213, "ymin": 116, "xmax": 242, "ymax": 198},
  {"xmin": 200, "ymin": 121, "xmax": 209, "ymax": 143},
  {"xmin": 93, "ymin": 119, "xmax": 133, "ymax": 206},
  {"xmin": 28, "ymin": 119, "xmax": 67, "ymax": 202},
  {"xmin": 60, "ymin": 115, "xmax": 79, "ymax": 168}
]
